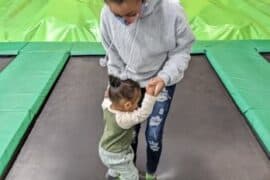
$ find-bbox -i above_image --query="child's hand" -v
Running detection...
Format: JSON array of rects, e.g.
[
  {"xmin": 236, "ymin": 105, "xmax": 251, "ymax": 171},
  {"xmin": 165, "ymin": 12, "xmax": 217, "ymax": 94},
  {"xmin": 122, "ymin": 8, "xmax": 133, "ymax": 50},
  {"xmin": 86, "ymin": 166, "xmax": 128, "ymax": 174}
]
[
  {"xmin": 148, "ymin": 77, "xmax": 165, "ymax": 96},
  {"xmin": 146, "ymin": 84, "xmax": 156, "ymax": 96}
]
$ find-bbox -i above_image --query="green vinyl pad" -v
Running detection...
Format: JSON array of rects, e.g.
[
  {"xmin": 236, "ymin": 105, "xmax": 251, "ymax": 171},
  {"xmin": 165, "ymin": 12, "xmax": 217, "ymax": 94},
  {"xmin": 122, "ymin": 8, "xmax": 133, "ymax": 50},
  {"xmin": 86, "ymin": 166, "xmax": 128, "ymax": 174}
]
[
  {"xmin": 205, "ymin": 41, "xmax": 270, "ymax": 155},
  {"xmin": 0, "ymin": 41, "xmax": 270, "ymax": 178},
  {"xmin": 191, "ymin": 41, "xmax": 222, "ymax": 54},
  {"xmin": 246, "ymin": 109, "xmax": 270, "ymax": 153},
  {"xmin": 0, "ymin": 51, "xmax": 69, "ymax": 177},
  {"xmin": 71, "ymin": 42, "xmax": 105, "ymax": 56},
  {"xmin": 253, "ymin": 40, "xmax": 270, "ymax": 53},
  {"xmin": 0, "ymin": 111, "xmax": 31, "ymax": 175},
  {"xmin": 20, "ymin": 42, "xmax": 72, "ymax": 53},
  {"xmin": 0, "ymin": 42, "xmax": 27, "ymax": 55}
]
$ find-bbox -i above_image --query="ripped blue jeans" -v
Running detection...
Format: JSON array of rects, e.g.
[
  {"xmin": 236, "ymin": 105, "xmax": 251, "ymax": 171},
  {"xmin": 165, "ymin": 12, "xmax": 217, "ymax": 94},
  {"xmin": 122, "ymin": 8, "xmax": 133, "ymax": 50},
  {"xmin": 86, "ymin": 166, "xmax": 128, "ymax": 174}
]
[{"xmin": 132, "ymin": 85, "xmax": 176, "ymax": 174}]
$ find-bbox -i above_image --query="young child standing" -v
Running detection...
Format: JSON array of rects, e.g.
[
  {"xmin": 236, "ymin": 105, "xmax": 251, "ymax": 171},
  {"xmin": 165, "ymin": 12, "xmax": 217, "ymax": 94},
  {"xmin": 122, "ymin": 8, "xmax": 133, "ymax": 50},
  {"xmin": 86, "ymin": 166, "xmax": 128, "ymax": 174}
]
[{"xmin": 99, "ymin": 75, "xmax": 157, "ymax": 180}]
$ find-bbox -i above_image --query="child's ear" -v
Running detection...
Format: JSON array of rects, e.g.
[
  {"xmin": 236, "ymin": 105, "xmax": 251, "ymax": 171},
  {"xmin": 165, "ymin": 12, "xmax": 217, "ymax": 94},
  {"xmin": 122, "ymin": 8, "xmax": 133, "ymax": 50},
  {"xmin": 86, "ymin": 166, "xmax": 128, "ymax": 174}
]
[{"xmin": 124, "ymin": 101, "xmax": 132, "ymax": 110}]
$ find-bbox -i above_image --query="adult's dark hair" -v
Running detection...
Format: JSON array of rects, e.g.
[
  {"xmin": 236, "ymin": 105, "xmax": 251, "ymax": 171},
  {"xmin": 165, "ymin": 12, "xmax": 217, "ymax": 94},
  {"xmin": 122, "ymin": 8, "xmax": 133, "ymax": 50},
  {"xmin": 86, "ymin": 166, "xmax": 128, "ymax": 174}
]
[
  {"xmin": 104, "ymin": 0, "xmax": 145, "ymax": 4},
  {"xmin": 108, "ymin": 75, "xmax": 140, "ymax": 103},
  {"xmin": 104, "ymin": 0, "xmax": 125, "ymax": 4}
]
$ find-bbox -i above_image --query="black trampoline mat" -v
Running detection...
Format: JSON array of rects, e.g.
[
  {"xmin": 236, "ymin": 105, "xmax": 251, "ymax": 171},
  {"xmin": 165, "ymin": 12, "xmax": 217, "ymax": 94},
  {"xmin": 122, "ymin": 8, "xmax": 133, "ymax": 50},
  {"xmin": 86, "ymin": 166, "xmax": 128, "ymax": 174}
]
[
  {"xmin": 0, "ymin": 56, "xmax": 13, "ymax": 71},
  {"xmin": 6, "ymin": 56, "xmax": 270, "ymax": 180},
  {"xmin": 262, "ymin": 53, "xmax": 270, "ymax": 63}
]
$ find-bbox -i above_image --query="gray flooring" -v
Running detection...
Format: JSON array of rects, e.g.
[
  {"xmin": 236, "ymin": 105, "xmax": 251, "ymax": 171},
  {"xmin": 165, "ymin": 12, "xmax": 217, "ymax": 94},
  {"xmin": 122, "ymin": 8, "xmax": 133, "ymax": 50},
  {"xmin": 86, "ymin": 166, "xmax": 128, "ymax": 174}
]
[
  {"xmin": 262, "ymin": 53, "xmax": 270, "ymax": 62},
  {"xmin": 6, "ymin": 56, "xmax": 270, "ymax": 180},
  {"xmin": 0, "ymin": 56, "xmax": 13, "ymax": 71}
]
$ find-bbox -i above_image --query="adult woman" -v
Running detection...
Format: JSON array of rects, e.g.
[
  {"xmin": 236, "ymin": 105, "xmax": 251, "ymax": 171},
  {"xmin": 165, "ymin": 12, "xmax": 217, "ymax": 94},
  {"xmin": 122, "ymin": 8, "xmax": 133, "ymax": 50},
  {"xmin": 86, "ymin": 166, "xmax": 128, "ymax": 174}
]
[{"xmin": 100, "ymin": 0, "xmax": 194, "ymax": 179}]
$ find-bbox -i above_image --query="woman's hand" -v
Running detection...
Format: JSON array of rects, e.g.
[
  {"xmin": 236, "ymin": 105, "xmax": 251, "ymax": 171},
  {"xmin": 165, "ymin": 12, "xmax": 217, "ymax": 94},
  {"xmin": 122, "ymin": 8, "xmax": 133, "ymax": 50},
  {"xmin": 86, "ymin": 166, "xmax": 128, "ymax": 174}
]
[
  {"xmin": 148, "ymin": 77, "xmax": 165, "ymax": 96},
  {"xmin": 146, "ymin": 84, "xmax": 156, "ymax": 96}
]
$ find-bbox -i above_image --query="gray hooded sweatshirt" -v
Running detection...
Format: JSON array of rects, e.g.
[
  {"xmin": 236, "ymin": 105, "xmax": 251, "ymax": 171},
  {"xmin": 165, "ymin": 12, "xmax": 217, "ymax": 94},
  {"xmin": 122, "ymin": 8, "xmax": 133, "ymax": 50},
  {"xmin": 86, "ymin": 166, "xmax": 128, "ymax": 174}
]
[{"xmin": 100, "ymin": 0, "xmax": 195, "ymax": 87}]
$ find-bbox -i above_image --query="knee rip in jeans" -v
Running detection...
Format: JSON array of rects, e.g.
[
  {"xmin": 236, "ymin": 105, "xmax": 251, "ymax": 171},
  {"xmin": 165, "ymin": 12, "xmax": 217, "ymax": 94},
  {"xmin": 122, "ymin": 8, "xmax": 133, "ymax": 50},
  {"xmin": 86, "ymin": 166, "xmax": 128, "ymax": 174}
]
[
  {"xmin": 157, "ymin": 89, "xmax": 171, "ymax": 102},
  {"xmin": 148, "ymin": 140, "xmax": 160, "ymax": 151},
  {"xmin": 149, "ymin": 116, "xmax": 162, "ymax": 126},
  {"xmin": 159, "ymin": 108, "xmax": 164, "ymax": 115}
]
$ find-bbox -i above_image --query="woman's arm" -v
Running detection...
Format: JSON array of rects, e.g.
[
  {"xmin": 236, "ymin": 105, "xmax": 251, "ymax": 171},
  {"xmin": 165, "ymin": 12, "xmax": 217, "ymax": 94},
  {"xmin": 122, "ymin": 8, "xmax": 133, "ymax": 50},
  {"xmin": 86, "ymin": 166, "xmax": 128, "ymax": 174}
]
[
  {"xmin": 100, "ymin": 7, "xmax": 126, "ymax": 76},
  {"xmin": 157, "ymin": 5, "xmax": 195, "ymax": 86}
]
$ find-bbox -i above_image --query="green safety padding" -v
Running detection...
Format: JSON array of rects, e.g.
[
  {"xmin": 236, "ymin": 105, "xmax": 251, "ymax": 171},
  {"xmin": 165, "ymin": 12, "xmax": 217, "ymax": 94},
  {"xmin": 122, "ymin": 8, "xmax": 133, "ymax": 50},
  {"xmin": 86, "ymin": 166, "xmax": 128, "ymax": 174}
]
[
  {"xmin": 0, "ymin": 51, "xmax": 69, "ymax": 177},
  {"xmin": 0, "ymin": 111, "xmax": 31, "ymax": 176},
  {"xmin": 0, "ymin": 51, "xmax": 69, "ymax": 116},
  {"xmin": 0, "ymin": 93, "xmax": 41, "ymax": 113},
  {"xmin": 20, "ymin": 42, "xmax": 72, "ymax": 52},
  {"xmin": 206, "ymin": 42, "xmax": 270, "ymax": 112},
  {"xmin": 191, "ymin": 41, "xmax": 209, "ymax": 54},
  {"xmin": 252, "ymin": 40, "xmax": 270, "ymax": 53},
  {"xmin": 191, "ymin": 40, "xmax": 269, "ymax": 54},
  {"xmin": 0, "ymin": 42, "xmax": 27, "ymax": 55},
  {"xmin": 246, "ymin": 109, "xmax": 270, "ymax": 155},
  {"xmin": 0, "ymin": 52, "xmax": 68, "ymax": 92},
  {"xmin": 191, "ymin": 40, "xmax": 231, "ymax": 54},
  {"xmin": 205, "ymin": 41, "xmax": 270, "ymax": 155},
  {"xmin": 0, "ymin": 41, "xmax": 269, "ymax": 177},
  {"xmin": 71, "ymin": 42, "xmax": 105, "ymax": 56},
  {"xmin": 0, "ymin": 0, "xmax": 270, "ymax": 41}
]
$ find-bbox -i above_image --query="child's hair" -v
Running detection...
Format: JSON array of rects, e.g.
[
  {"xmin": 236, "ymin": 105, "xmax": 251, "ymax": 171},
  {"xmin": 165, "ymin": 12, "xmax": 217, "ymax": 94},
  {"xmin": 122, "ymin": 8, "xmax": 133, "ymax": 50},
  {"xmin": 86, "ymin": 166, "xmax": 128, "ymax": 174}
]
[{"xmin": 108, "ymin": 75, "xmax": 140, "ymax": 103}]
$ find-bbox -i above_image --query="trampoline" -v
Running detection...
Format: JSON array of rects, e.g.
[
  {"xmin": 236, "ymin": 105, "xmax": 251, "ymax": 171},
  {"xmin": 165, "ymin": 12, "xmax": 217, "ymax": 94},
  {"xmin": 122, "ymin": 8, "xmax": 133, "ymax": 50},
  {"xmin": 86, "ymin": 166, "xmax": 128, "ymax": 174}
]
[
  {"xmin": 4, "ymin": 56, "xmax": 270, "ymax": 180},
  {"xmin": 262, "ymin": 54, "xmax": 270, "ymax": 62},
  {"xmin": 0, "ymin": 0, "xmax": 270, "ymax": 179}
]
